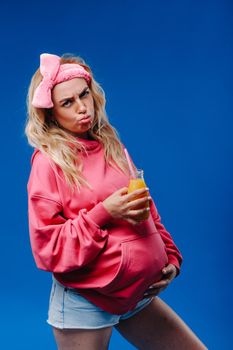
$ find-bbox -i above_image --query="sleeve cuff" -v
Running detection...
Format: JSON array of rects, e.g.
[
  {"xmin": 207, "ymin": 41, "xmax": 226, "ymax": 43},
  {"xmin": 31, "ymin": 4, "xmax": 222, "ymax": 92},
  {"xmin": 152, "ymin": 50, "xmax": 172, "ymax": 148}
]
[{"xmin": 88, "ymin": 202, "xmax": 113, "ymax": 227}]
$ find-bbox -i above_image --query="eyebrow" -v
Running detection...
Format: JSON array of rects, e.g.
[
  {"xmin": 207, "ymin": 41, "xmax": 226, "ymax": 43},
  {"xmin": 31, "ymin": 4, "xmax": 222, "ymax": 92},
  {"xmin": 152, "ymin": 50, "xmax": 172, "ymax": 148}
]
[{"xmin": 58, "ymin": 87, "xmax": 89, "ymax": 104}]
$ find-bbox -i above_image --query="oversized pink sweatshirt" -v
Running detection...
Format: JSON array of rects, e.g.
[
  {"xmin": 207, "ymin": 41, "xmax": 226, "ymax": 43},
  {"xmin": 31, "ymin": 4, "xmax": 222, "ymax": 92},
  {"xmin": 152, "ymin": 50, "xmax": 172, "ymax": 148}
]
[{"xmin": 27, "ymin": 138, "xmax": 182, "ymax": 314}]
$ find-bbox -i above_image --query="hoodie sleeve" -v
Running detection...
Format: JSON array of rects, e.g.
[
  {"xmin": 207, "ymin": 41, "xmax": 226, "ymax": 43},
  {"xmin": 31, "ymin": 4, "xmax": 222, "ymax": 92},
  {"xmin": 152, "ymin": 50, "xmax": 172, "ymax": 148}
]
[
  {"xmin": 149, "ymin": 199, "xmax": 183, "ymax": 276},
  {"xmin": 27, "ymin": 151, "xmax": 112, "ymax": 273}
]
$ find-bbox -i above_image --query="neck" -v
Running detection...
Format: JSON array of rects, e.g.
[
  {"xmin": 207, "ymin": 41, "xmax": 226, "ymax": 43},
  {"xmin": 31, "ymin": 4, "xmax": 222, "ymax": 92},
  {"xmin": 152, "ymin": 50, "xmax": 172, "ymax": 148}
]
[{"xmin": 63, "ymin": 129, "xmax": 93, "ymax": 140}]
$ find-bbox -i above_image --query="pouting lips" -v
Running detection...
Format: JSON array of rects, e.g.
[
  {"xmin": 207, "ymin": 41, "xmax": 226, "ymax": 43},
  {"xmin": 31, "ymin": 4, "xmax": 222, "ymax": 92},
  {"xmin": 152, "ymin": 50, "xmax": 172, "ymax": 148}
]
[{"xmin": 79, "ymin": 116, "xmax": 92, "ymax": 124}]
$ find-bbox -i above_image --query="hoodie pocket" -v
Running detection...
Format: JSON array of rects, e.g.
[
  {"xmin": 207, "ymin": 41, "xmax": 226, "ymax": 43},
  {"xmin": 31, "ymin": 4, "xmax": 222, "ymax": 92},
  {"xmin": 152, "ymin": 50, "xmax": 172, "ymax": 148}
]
[
  {"xmin": 100, "ymin": 232, "xmax": 168, "ymax": 294},
  {"xmin": 97, "ymin": 240, "xmax": 131, "ymax": 293}
]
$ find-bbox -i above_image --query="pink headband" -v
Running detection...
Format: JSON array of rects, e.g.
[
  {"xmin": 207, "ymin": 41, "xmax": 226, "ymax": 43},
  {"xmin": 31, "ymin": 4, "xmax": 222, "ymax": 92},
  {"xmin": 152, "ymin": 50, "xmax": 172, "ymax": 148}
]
[{"xmin": 32, "ymin": 53, "xmax": 91, "ymax": 108}]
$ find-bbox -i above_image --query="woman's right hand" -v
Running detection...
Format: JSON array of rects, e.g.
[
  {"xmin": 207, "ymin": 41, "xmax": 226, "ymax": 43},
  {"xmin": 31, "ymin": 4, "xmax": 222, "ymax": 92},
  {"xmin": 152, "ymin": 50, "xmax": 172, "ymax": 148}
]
[{"xmin": 102, "ymin": 187, "xmax": 151, "ymax": 225}]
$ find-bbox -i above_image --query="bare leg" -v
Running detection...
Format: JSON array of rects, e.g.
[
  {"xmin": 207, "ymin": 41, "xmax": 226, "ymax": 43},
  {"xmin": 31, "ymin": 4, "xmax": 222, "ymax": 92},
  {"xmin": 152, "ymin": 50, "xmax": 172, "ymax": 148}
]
[
  {"xmin": 52, "ymin": 326, "xmax": 112, "ymax": 350},
  {"xmin": 115, "ymin": 297, "xmax": 208, "ymax": 350}
]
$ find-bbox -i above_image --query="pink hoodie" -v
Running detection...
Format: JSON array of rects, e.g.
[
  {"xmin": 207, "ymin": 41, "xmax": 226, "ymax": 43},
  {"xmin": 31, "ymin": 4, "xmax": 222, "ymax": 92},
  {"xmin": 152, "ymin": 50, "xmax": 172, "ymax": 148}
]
[{"xmin": 27, "ymin": 138, "xmax": 182, "ymax": 314}]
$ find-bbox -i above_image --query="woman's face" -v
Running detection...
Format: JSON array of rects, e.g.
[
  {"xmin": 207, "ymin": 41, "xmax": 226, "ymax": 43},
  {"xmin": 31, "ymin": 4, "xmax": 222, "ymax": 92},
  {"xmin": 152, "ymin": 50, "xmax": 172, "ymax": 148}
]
[{"xmin": 51, "ymin": 78, "xmax": 95, "ymax": 138}]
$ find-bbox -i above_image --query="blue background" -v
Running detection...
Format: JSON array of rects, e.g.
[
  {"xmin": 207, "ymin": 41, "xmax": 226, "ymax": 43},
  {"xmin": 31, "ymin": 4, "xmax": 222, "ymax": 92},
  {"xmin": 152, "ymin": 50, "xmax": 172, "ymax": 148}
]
[{"xmin": 1, "ymin": 0, "xmax": 232, "ymax": 349}]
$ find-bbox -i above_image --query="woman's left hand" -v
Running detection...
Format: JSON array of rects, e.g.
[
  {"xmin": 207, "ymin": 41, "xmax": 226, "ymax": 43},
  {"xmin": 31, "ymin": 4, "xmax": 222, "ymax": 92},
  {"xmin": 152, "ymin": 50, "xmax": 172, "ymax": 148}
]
[{"xmin": 143, "ymin": 264, "xmax": 178, "ymax": 298}]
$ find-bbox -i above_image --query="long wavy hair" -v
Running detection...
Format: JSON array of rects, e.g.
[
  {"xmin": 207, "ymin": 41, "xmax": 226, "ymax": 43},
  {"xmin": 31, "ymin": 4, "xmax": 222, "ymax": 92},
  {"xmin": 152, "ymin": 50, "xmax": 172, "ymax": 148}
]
[{"xmin": 25, "ymin": 54, "xmax": 134, "ymax": 190}]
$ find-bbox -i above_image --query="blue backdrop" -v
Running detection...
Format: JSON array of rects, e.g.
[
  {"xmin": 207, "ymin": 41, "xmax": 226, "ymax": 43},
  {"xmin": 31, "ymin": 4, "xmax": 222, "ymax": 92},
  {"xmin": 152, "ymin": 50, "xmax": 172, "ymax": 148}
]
[{"xmin": 1, "ymin": 1, "xmax": 232, "ymax": 349}]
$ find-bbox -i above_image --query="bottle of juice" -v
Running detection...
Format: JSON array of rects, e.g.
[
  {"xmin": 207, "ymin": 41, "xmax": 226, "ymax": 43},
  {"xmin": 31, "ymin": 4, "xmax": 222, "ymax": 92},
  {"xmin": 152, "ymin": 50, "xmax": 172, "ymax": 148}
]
[{"xmin": 128, "ymin": 169, "xmax": 150, "ymax": 220}]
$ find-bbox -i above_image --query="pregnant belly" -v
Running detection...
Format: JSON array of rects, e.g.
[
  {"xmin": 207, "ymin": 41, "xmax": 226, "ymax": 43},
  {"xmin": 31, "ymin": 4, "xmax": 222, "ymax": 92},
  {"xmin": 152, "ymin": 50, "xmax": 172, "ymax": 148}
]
[{"xmin": 97, "ymin": 231, "xmax": 168, "ymax": 299}]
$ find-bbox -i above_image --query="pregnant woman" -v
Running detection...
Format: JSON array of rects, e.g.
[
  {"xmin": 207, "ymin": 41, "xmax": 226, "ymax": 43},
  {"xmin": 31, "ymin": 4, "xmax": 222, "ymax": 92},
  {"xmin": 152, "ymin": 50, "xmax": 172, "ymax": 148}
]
[{"xmin": 26, "ymin": 53, "xmax": 207, "ymax": 350}]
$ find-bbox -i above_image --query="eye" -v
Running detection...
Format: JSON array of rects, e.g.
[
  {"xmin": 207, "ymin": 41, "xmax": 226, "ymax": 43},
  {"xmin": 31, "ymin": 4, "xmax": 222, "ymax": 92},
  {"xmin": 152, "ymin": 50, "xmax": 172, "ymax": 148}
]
[
  {"xmin": 62, "ymin": 99, "xmax": 73, "ymax": 107},
  {"xmin": 80, "ymin": 89, "xmax": 90, "ymax": 98}
]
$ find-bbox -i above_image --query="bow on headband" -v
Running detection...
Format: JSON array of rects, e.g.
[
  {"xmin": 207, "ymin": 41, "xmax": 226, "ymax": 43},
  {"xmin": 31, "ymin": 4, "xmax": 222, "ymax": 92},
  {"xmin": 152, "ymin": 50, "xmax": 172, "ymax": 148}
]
[{"xmin": 32, "ymin": 53, "xmax": 91, "ymax": 109}]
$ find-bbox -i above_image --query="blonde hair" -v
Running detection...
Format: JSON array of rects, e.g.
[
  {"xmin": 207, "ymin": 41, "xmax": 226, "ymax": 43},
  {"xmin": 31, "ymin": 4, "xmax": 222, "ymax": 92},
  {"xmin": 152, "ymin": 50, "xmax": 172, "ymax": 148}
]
[{"xmin": 25, "ymin": 54, "xmax": 132, "ymax": 190}]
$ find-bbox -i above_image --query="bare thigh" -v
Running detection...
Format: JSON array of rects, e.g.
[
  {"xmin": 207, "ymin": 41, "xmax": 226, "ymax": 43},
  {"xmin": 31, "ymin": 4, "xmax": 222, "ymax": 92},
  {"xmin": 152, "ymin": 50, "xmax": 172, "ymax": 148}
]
[
  {"xmin": 52, "ymin": 326, "xmax": 113, "ymax": 350},
  {"xmin": 115, "ymin": 297, "xmax": 208, "ymax": 350}
]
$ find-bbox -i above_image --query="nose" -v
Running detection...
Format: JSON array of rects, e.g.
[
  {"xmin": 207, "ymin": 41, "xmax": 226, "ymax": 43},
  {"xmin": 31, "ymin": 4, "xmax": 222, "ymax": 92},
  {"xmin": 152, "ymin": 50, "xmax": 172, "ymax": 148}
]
[{"xmin": 75, "ymin": 98, "xmax": 87, "ymax": 114}]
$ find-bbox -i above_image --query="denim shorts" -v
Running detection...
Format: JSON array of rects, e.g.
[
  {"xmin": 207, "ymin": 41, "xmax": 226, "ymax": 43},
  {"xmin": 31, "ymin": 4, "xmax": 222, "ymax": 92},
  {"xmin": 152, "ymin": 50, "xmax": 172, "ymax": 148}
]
[{"xmin": 47, "ymin": 276, "xmax": 154, "ymax": 329}]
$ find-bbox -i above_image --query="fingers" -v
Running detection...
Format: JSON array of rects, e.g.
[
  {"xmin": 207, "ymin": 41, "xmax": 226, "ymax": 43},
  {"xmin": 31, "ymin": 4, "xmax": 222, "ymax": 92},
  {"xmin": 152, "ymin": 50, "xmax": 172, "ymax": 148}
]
[
  {"xmin": 144, "ymin": 267, "xmax": 176, "ymax": 297},
  {"xmin": 124, "ymin": 208, "xmax": 150, "ymax": 225},
  {"xmin": 126, "ymin": 195, "xmax": 151, "ymax": 210},
  {"xmin": 162, "ymin": 264, "xmax": 177, "ymax": 275},
  {"xmin": 161, "ymin": 265, "xmax": 177, "ymax": 281},
  {"xmin": 149, "ymin": 280, "xmax": 170, "ymax": 289},
  {"xmin": 126, "ymin": 187, "xmax": 149, "ymax": 201},
  {"xmin": 143, "ymin": 280, "xmax": 170, "ymax": 298},
  {"xmin": 112, "ymin": 186, "xmax": 149, "ymax": 200},
  {"xmin": 127, "ymin": 207, "xmax": 150, "ymax": 218},
  {"xmin": 117, "ymin": 187, "xmax": 129, "ymax": 195},
  {"xmin": 104, "ymin": 187, "xmax": 151, "ymax": 223},
  {"xmin": 118, "ymin": 187, "xmax": 151, "ymax": 219}
]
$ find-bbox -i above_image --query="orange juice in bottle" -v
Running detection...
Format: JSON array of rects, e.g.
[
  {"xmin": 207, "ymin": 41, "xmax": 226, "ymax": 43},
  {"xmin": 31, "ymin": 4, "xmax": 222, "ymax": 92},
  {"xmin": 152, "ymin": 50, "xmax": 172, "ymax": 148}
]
[{"xmin": 128, "ymin": 169, "xmax": 150, "ymax": 220}]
